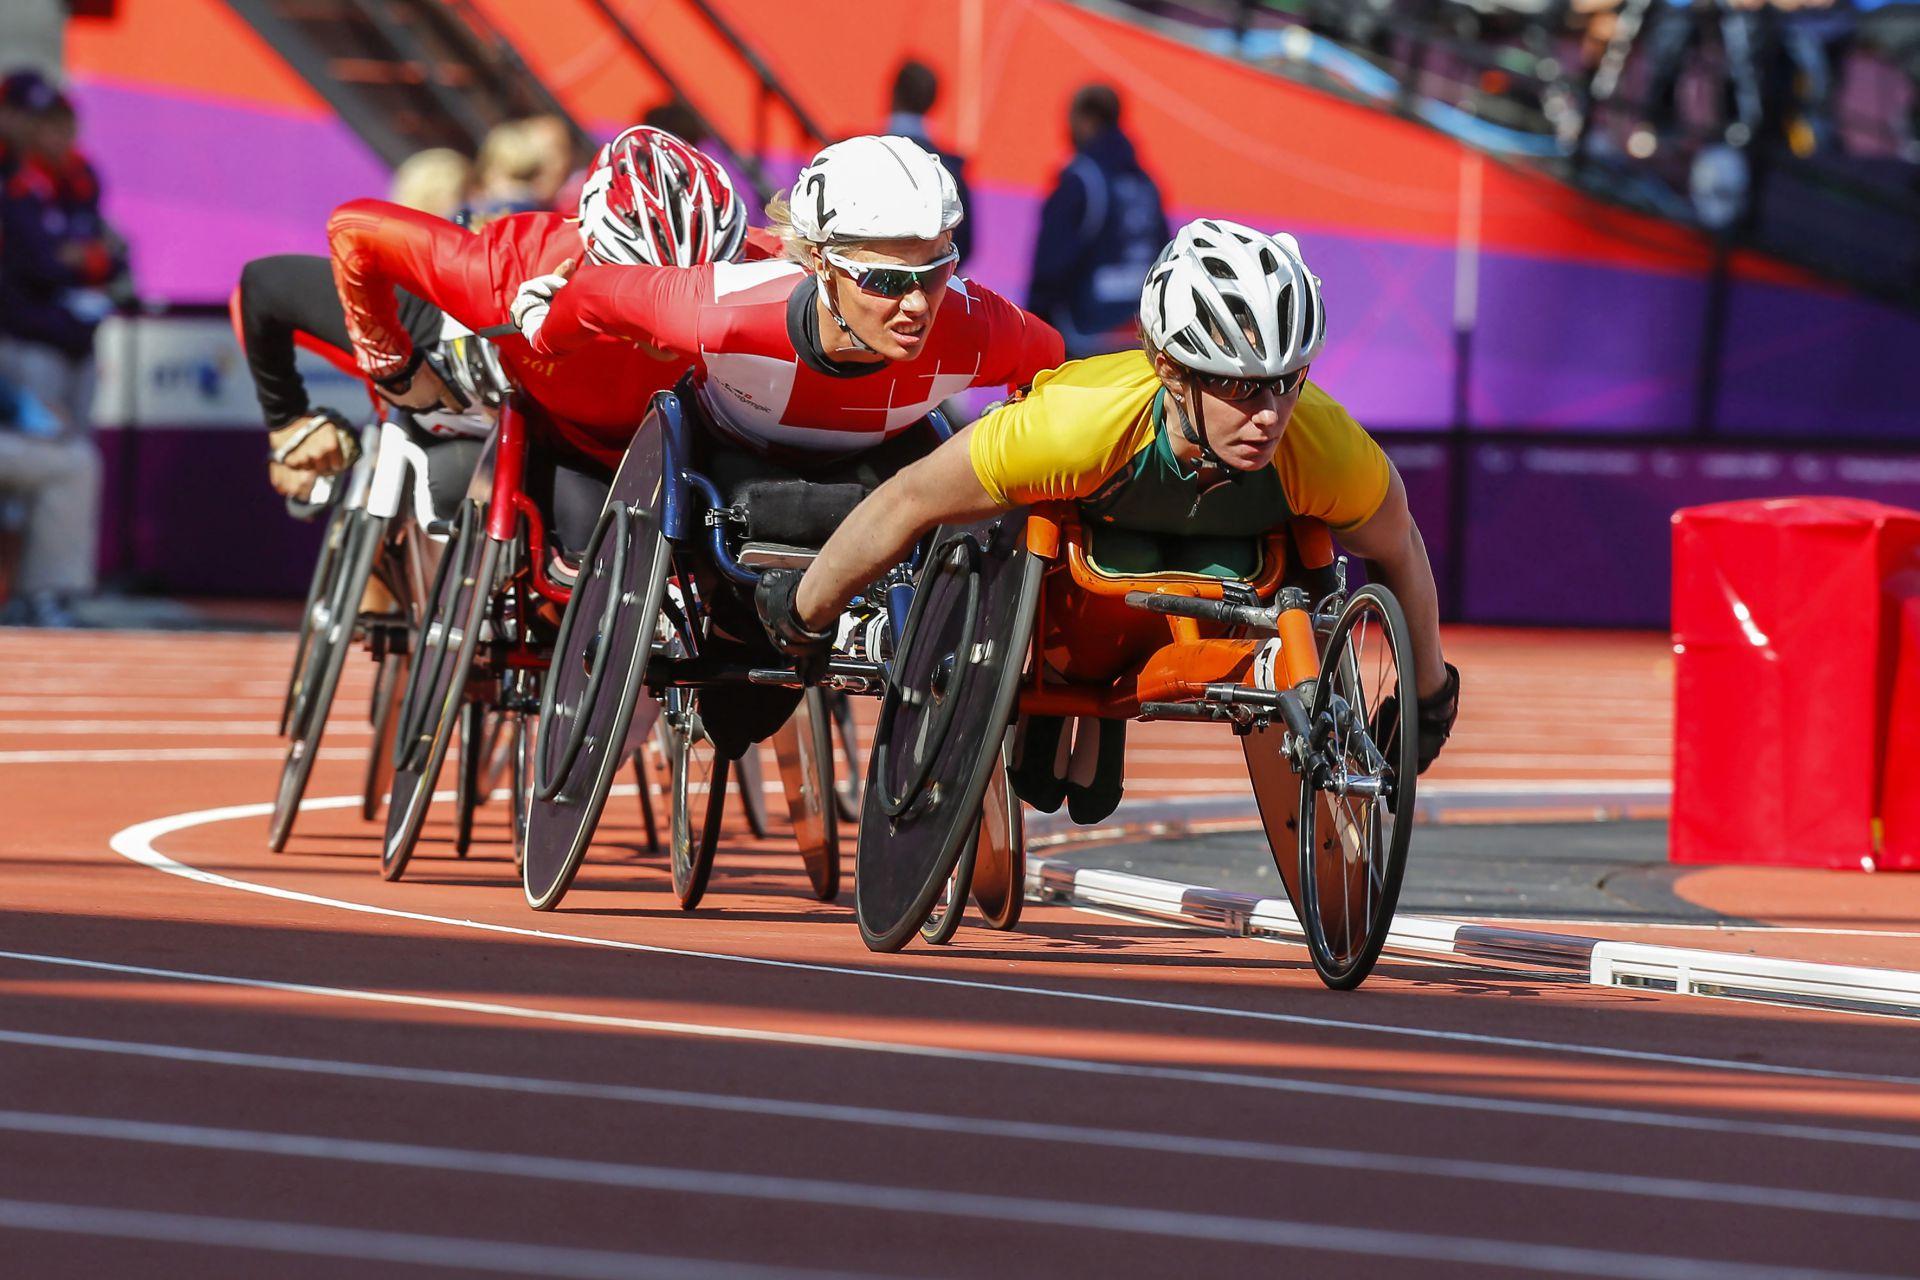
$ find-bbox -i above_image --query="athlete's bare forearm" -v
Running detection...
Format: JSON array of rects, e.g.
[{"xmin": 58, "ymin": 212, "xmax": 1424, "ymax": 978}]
[{"xmin": 795, "ymin": 426, "xmax": 1004, "ymax": 632}]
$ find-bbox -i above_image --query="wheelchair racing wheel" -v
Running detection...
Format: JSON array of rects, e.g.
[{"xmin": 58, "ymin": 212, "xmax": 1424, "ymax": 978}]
[
  {"xmin": 666, "ymin": 688, "xmax": 731, "ymax": 910},
  {"xmin": 521, "ymin": 429, "xmax": 671, "ymax": 911},
  {"xmin": 771, "ymin": 686, "xmax": 839, "ymax": 902},
  {"xmin": 360, "ymin": 649, "xmax": 405, "ymax": 821},
  {"xmin": 382, "ymin": 499, "xmax": 499, "ymax": 881},
  {"xmin": 856, "ymin": 514, "xmax": 1044, "ymax": 952},
  {"xmin": 452, "ymin": 700, "xmax": 486, "ymax": 858},
  {"xmin": 268, "ymin": 507, "xmax": 383, "ymax": 852},
  {"xmin": 279, "ymin": 500, "xmax": 351, "ymax": 737},
  {"xmin": 968, "ymin": 734, "xmax": 1025, "ymax": 932}
]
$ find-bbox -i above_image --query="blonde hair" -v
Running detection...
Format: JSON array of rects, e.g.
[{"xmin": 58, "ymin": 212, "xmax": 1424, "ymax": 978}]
[
  {"xmin": 475, "ymin": 120, "xmax": 546, "ymax": 198},
  {"xmin": 389, "ymin": 148, "xmax": 472, "ymax": 219},
  {"xmin": 762, "ymin": 193, "xmax": 815, "ymax": 266}
]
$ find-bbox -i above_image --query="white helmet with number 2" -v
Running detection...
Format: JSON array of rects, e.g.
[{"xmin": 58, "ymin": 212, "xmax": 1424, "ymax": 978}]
[
  {"xmin": 1140, "ymin": 218, "xmax": 1325, "ymax": 379},
  {"xmin": 788, "ymin": 135, "xmax": 962, "ymax": 244}
]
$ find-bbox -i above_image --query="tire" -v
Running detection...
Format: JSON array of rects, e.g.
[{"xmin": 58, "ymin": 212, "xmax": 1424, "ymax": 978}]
[
  {"xmin": 969, "ymin": 734, "xmax": 1025, "ymax": 931},
  {"xmin": 734, "ymin": 744, "xmax": 772, "ymax": 840},
  {"xmin": 510, "ymin": 713, "xmax": 533, "ymax": 875},
  {"xmin": 520, "ymin": 481, "xmax": 673, "ymax": 911},
  {"xmin": 856, "ymin": 516, "xmax": 1042, "ymax": 952},
  {"xmin": 1295, "ymin": 584, "xmax": 1418, "ymax": 990},
  {"xmin": 280, "ymin": 501, "xmax": 352, "ymax": 737},
  {"xmin": 360, "ymin": 650, "xmax": 405, "ymax": 822},
  {"xmin": 918, "ymin": 830, "xmax": 977, "ymax": 946},
  {"xmin": 382, "ymin": 501, "xmax": 498, "ymax": 881},
  {"xmin": 268, "ymin": 509, "xmax": 382, "ymax": 852},
  {"xmin": 773, "ymin": 687, "xmax": 840, "ymax": 902},
  {"xmin": 666, "ymin": 690, "xmax": 730, "ymax": 910},
  {"xmin": 827, "ymin": 691, "xmax": 862, "ymax": 824},
  {"xmin": 453, "ymin": 700, "xmax": 485, "ymax": 858}
]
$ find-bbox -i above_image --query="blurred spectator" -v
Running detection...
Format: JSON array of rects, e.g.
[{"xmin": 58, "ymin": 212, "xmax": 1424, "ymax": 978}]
[
  {"xmin": 0, "ymin": 371, "xmax": 98, "ymax": 627},
  {"xmin": 518, "ymin": 114, "xmax": 580, "ymax": 206},
  {"xmin": 1634, "ymin": 1, "xmax": 1769, "ymax": 153},
  {"xmin": 884, "ymin": 60, "xmax": 973, "ymax": 264},
  {"xmin": 1027, "ymin": 83, "xmax": 1169, "ymax": 360},
  {"xmin": 468, "ymin": 119, "xmax": 551, "ymax": 222},
  {"xmin": 1858, "ymin": 0, "xmax": 1920, "ymax": 161},
  {"xmin": 388, "ymin": 146, "xmax": 471, "ymax": 219},
  {"xmin": 642, "ymin": 99, "xmax": 708, "ymax": 147},
  {"xmin": 0, "ymin": 71, "xmax": 126, "ymax": 439}
]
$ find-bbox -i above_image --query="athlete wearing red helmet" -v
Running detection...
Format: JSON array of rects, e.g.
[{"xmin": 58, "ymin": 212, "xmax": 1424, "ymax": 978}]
[{"xmin": 577, "ymin": 125, "xmax": 746, "ymax": 269}]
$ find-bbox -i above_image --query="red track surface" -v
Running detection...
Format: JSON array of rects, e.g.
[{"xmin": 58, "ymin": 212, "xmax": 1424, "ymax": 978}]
[{"xmin": 3, "ymin": 629, "xmax": 1918, "ymax": 1279}]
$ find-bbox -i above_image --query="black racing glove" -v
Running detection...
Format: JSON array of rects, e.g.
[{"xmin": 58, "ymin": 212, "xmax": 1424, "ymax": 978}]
[
  {"xmin": 754, "ymin": 568, "xmax": 834, "ymax": 685},
  {"xmin": 1374, "ymin": 661, "xmax": 1460, "ymax": 777}
]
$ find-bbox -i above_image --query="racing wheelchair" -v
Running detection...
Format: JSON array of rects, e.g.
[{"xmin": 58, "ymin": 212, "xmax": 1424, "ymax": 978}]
[
  {"xmin": 855, "ymin": 508, "xmax": 1418, "ymax": 989},
  {"xmin": 270, "ymin": 409, "xmax": 483, "ymax": 852},
  {"xmin": 521, "ymin": 383, "xmax": 1013, "ymax": 919}
]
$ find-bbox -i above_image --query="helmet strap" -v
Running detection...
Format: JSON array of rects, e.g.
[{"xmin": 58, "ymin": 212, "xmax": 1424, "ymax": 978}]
[
  {"xmin": 1171, "ymin": 372, "xmax": 1254, "ymax": 481},
  {"xmin": 815, "ymin": 270, "xmax": 879, "ymax": 355}
]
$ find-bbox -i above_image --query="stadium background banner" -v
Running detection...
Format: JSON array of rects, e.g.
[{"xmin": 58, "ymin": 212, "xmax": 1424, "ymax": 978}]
[{"xmin": 59, "ymin": 0, "xmax": 1920, "ymax": 615}]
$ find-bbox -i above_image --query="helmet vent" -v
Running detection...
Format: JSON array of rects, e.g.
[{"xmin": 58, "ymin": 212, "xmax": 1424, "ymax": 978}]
[{"xmin": 1224, "ymin": 294, "xmax": 1263, "ymax": 359}]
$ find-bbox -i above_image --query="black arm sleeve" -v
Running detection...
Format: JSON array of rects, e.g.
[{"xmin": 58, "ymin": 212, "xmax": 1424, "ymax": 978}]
[{"xmin": 236, "ymin": 253, "xmax": 442, "ymax": 428}]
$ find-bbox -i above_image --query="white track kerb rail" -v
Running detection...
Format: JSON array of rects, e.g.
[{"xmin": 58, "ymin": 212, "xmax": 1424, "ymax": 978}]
[{"xmin": 1024, "ymin": 788, "xmax": 1920, "ymax": 1021}]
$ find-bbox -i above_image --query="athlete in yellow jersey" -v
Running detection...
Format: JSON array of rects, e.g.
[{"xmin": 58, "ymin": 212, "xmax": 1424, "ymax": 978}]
[{"xmin": 759, "ymin": 218, "xmax": 1459, "ymax": 786}]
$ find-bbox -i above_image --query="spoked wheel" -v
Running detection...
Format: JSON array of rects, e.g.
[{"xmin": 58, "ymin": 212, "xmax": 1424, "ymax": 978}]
[
  {"xmin": 452, "ymin": 700, "xmax": 486, "ymax": 858},
  {"xmin": 771, "ymin": 687, "xmax": 839, "ymax": 901},
  {"xmin": 827, "ymin": 692, "xmax": 862, "ymax": 823},
  {"xmin": 268, "ymin": 508, "xmax": 384, "ymax": 852},
  {"xmin": 1295, "ymin": 584, "xmax": 1418, "ymax": 989},
  {"xmin": 361, "ymin": 649, "xmax": 406, "ymax": 822},
  {"xmin": 969, "ymin": 734, "xmax": 1026, "ymax": 932},
  {"xmin": 665, "ymin": 689, "xmax": 730, "ymax": 910},
  {"xmin": 734, "ymin": 745, "xmax": 772, "ymax": 840},
  {"xmin": 382, "ymin": 500, "xmax": 499, "ymax": 881},
  {"xmin": 280, "ymin": 500, "xmax": 352, "ymax": 737},
  {"xmin": 857, "ymin": 515, "xmax": 1044, "ymax": 952},
  {"xmin": 522, "ymin": 427, "xmax": 671, "ymax": 911}
]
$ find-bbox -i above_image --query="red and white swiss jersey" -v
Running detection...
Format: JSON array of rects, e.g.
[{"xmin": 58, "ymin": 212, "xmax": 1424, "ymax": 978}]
[{"xmin": 533, "ymin": 258, "xmax": 1065, "ymax": 455}]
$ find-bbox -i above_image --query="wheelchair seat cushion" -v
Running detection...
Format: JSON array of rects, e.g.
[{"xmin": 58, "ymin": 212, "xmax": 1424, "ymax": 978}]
[{"xmin": 732, "ymin": 479, "xmax": 868, "ymax": 548}]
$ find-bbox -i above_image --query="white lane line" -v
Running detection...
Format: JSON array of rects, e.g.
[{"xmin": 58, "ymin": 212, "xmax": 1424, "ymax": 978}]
[
  {"xmin": 0, "ymin": 1114, "xmax": 1899, "ymax": 1279},
  {"xmin": 5, "ymin": 949, "xmax": 1918, "ymax": 1155},
  {"xmin": 0, "ymin": 720, "xmax": 369, "ymax": 737},
  {"xmin": 0, "ymin": 748, "xmax": 361, "ymax": 765},
  {"xmin": 2, "ymin": 1028, "xmax": 1912, "ymax": 1222},
  {"xmin": 1464, "ymin": 919, "xmax": 1920, "ymax": 942},
  {"xmin": 0, "ymin": 1199, "xmax": 871, "ymax": 1280},
  {"xmin": 105, "ymin": 797, "xmax": 1920, "ymax": 1091}
]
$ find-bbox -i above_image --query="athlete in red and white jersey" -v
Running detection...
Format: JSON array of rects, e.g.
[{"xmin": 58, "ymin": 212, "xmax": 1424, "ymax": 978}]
[
  {"xmin": 328, "ymin": 126, "xmax": 760, "ymax": 470},
  {"xmin": 515, "ymin": 135, "xmax": 1063, "ymax": 461}
]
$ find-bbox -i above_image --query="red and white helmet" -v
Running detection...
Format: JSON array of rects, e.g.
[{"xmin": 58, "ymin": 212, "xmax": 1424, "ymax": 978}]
[{"xmin": 577, "ymin": 125, "xmax": 746, "ymax": 267}]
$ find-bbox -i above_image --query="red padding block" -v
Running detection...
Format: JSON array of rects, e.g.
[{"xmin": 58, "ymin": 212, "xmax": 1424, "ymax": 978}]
[
  {"xmin": 1671, "ymin": 497, "xmax": 1920, "ymax": 868},
  {"xmin": 1878, "ymin": 578, "xmax": 1920, "ymax": 869}
]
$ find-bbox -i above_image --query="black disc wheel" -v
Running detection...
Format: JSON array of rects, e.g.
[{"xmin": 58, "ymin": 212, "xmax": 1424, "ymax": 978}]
[
  {"xmin": 382, "ymin": 501, "xmax": 499, "ymax": 881},
  {"xmin": 280, "ymin": 500, "xmax": 352, "ymax": 737},
  {"xmin": 666, "ymin": 690, "xmax": 730, "ymax": 910},
  {"xmin": 917, "ymin": 825, "xmax": 977, "ymax": 946},
  {"xmin": 856, "ymin": 515, "xmax": 1043, "ymax": 952},
  {"xmin": 969, "ymin": 735, "xmax": 1025, "ymax": 931},
  {"xmin": 521, "ymin": 428, "xmax": 672, "ymax": 911},
  {"xmin": 1295, "ymin": 584, "xmax": 1418, "ymax": 989},
  {"xmin": 772, "ymin": 687, "xmax": 839, "ymax": 901},
  {"xmin": 268, "ymin": 508, "xmax": 383, "ymax": 852}
]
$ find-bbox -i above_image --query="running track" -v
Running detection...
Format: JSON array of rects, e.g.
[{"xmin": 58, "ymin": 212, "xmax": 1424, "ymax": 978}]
[{"xmin": 3, "ymin": 629, "xmax": 1917, "ymax": 1279}]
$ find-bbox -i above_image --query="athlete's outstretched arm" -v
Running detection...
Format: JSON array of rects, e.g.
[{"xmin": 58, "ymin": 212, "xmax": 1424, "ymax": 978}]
[
  {"xmin": 526, "ymin": 261, "xmax": 707, "ymax": 359},
  {"xmin": 1335, "ymin": 463, "xmax": 1448, "ymax": 699},
  {"xmin": 794, "ymin": 425, "xmax": 1004, "ymax": 632}
]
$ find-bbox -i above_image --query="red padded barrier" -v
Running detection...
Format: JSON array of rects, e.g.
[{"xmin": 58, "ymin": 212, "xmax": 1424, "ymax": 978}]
[
  {"xmin": 1878, "ymin": 578, "xmax": 1920, "ymax": 869},
  {"xmin": 1671, "ymin": 498, "xmax": 1920, "ymax": 868}
]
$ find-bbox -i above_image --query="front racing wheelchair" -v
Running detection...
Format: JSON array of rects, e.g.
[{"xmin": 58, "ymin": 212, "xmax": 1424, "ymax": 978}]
[
  {"xmin": 857, "ymin": 509, "xmax": 1417, "ymax": 989},
  {"xmin": 520, "ymin": 383, "xmax": 928, "ymax": 913}
]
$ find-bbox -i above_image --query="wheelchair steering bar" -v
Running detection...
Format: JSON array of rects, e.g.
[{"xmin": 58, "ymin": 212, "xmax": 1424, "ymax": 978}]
[{"xmin": 1122, "ymin": 590, "xmax": 1277, "ymax": 633}]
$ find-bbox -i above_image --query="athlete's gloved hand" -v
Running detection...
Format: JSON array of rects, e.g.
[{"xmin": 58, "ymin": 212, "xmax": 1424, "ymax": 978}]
[
  {"xmin": 1373, "ymin": 661, "xmax": 1460, "ymax": 776},
  {"xmin": 509, "ymin": 258, "xmax": 577, "ymax": 344},
  {"xmin": 754, "ymin": 568, "xmax": 834, "ymax": 685}
]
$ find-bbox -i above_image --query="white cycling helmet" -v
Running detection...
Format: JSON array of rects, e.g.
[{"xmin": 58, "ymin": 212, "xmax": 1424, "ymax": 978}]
[
  {"xmin": 1140, "ymin": 218, "xmax": 1325, "ymax": 379},
  {"xmin": 788, "ymin": 134, "xmax": 962, "ymax": 243}
]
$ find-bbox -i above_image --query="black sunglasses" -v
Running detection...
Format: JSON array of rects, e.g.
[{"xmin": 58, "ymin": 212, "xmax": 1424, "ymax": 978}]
[
  {"xmin": 824, "ymin": 248, "xmax": 959, "ymax": 299},
  {"xmin": 1191, "ymin": 365, "xmax": 1309, "ymax": 402}
]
